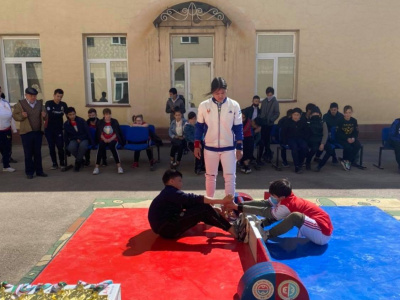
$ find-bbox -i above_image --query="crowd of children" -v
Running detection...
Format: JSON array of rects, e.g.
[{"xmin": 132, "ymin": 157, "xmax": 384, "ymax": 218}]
[{"xmin": 2, "ymin": 85, "xmax": 400, "ymax": 178}]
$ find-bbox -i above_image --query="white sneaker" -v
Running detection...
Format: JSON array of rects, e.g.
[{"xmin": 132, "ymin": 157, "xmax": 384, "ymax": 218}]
[
  {"xmin": 3, "ymin": 167, "xmax": 16, "ymax": 173},
  {"xmin": 118, "ymin": 167, "xmax": 124, "ymax": 174},
  {"xmin": 92, "ymin": 167, "xmax": 100, "ymax": 175}
]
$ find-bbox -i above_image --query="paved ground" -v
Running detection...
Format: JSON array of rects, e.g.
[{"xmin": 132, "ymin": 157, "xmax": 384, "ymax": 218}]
[{"xmin": 0, "ymin": 142, "xmax": 399, "ymax": 284}]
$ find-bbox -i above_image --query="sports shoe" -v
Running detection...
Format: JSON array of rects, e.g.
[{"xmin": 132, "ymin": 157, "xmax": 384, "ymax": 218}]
[
  {"xmin": 3, "ymin": 167, "xmax": 16, "ymax": 172},
  {"xmin": 50, "ymin": 164, "xmax": 59, "ymax": 170},
  {"xmin": 340, "ymin": 159, "xmax": 348, "ymax": 171},
  {"xmin": 295, "ymin": 166, "xmax": 303, "ymax": 174},
  {"xmin": 93, "ymin": 167, "xmax": 100, "ymax": 175},
  {"xmin": 118, "ymin": 167, "xmax": 124, "ymax": 174},
  {"xmin": 234, "ymin": 213, "xmax": 249, "ymax": 243},
  {"xmin": 9, "ymin": 158, "xmax": 18, "ymax": 163},
  {"xmin": 345, "ymin": 161, "xmax": 351, "ymax": 170},
  {"xmin": 281, "ymin": 161, "xmax": 289, "ymax": 168},
  {"xmin": 149, "ymin": 159, "xmax": 155, "ymax": 171},
  {"xmin": 241, "ymin": 166, "xmax": 252, "ymax": 174},
  {"xmin": 131, "ymin": 162, "xmax": 139, "ymax": 168}
]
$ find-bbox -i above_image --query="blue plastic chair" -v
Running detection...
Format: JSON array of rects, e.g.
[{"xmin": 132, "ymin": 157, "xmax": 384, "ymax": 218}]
[
  {"xmin": 87, "ymin": 127, "xmax": 98, "ymax": 150},
  {"xmin": 373, "ymin": 127, "xmax": 394, "ymax": 169},
  {"xmin": 123, "ymin": 127, "xmax": 152, "ymax": 153}
]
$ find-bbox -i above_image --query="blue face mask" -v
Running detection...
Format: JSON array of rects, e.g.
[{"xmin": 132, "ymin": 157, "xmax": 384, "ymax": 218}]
[{"xmin": 269, "ymin": 196, "xmax": 279, "ymax": 205}]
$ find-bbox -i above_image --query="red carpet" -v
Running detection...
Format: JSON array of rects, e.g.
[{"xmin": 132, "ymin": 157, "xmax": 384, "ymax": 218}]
[{"xmin": 33, "ymin": 208, "xmax": 254, "ymax": 299}]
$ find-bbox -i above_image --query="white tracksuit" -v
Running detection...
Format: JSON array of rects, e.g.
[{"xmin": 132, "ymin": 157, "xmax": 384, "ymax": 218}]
[{"xmin": 195, "ymin": 97, "xmax": 243, "ymax": 197}]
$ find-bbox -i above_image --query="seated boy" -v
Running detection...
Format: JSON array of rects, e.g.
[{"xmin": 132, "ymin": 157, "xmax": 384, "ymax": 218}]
[
  {"xmin": 388, "ymin": 117, "xmax": 400, "ymax": 173},
  {"xmin": 305, "ymin": 106, "xmax": 334, "ymax": 171},
  {"xmin": 336, "ymin": 105, "xmax": 362, "ymax": 170},
  {"xmin": 226, "ymin": 179, "xmax": 333, "ymax": 245},
  {"xmin": 85, "ymin": 108, "xmax": 106, "ymax": 166},
  {"xmin": 93, "ymin": 108, "xmax": 125, "ymax": 175},
  {"xmin": 169, "ymin": 108, "xmax": 186, "ymax": 169},
  {"xmin": 281, "ymin": 108, "xmax": 309, "ymax": 174},
  {"xmin": 64, "ymin": 107, "xmax": 93, "ymax": 171},
  {"xmin": 184, "ymin": 111, "xmax": 205, "ymax": 174},
  {"xmin": 148, "ymin": 169, "xmax": 249, "ymax": 242}
]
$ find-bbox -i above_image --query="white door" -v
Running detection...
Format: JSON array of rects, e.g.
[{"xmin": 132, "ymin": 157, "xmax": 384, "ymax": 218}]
[
  {"xmin": 172, "ymin": 59, "xmax": 213, "ymax": 116},
  {"xmin": 171, "ymin": 35, "xmax": 213, "ymax": 117}
]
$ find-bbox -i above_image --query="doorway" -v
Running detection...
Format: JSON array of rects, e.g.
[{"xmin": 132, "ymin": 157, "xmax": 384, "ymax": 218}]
[{"xmin": 171, "ymin": 36, "xmax": 213, "ymax": 115}]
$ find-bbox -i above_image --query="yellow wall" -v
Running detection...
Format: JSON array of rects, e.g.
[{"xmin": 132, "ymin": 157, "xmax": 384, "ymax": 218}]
[{"xmin": 1, "ymin": 0, "xmax": 399, "ymax": 126}]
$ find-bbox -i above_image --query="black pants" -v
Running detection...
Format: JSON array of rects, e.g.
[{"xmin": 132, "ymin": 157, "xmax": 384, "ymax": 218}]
[
  {"xmin": 306, "ymin": 141, "xmax": 323, "ymax": 165},
  {"xmin": 170, "ymin": 139, "xmax": 184, "ymax": 162},
  {"xmin": 96, "ymin": 140, "xmax": 120, "ymax": 165},
  {"xmin": 338, "ymin": 139, "xmax": 361, "ymax": 163},
  {"xmin": 258, "ymin": 125, "xmax": 273, "ymax": 160},
  {"xmin": 389, "ymin": 140, "xmax": 400, "ymax": 168},
  {"xmin": 188, "ymin": 142, "xmax": 204, "ymax": 171},
  {"xmin": 287, "ymin": 138, "xmax": 308, "ymax": 167},
  {"xmin": 45, "ymin": 129, "xmax": 64, "ymax": 165},
  {"xmin": 0, "ymin": 129, "xmax": 12, "ymax": 168},
  {"xmin": 316, "ymin": 143, "xmax": 335, "ymax": 168},
  {"xmin": 21, "ymin": 131, "xmax": 44, "ymax": 176},
  {"xmin": 134, "ymin": 149, "xmax": 153, "ymax": 162},
  {"xmin": 241, "ymin": 136, "xmax": 255, "ymax": 163},
  {"xmin": 157, "ymin": 203, "xmax": 232, "ymax": 239}
]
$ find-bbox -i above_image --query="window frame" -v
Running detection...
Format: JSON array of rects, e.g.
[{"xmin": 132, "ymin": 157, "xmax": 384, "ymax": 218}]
[
  {"xmin": 0, "ymin": 36, "xmax": 42, "ymax": 105},
  {"xmin": 85, "ymin": 35, "xmax": 129, "ymax": 105},
  {"xmin": 256, "ymin": 32, "xmax": 297, "ymax": 102},
  {"xmin": 180, "ymin": 36, "xmax": 199, "ymax": 44}
]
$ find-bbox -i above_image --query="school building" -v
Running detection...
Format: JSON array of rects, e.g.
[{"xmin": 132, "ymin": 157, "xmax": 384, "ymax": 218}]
[{"xmin": 1, "ymin": 0, "xmax": 399, "ymax": 139}]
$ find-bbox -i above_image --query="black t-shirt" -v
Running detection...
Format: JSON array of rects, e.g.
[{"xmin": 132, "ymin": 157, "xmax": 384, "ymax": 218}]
[{"xmin": 45, "ymin": 100, "xmax": 68, "ymax": 131}]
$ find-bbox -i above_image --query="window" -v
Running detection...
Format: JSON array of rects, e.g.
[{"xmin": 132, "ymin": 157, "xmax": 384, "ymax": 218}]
[
  {"xmin": 111, "ymin": 37, "xmax": 126, "ymax": 45},
  {"xmin": 180, "ymin": 36, "xmax": 199, "ymax": 44},
  {"xmin": 1, "ymin": 37, "xmax": 44, "ymax": 103},
  {"xmin": 85, "ymin": 36, "xmax": 129, "ymax": 104},
  {"xmin": 256, "ymin": 33, "xmax": 297, "ymax": 101}
]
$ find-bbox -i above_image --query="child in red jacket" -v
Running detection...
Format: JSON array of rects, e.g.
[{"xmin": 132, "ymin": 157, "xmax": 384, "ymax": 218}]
[{"xmin": 226, "ymin": 178, "xmax": 333, "ymax": 245}]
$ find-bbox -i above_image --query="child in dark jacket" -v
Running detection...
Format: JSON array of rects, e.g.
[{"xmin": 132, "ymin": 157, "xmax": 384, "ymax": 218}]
[
  {"xmin": 240, "ymin": 113, "xmax": 254, "ymax": 174},
  {"xmin": 281, "ymin": 108, "xmax": 309, "ymax": 173},
  {"xmin": 184, "ymin": 111, "xmax": 204, "ymax": 174},
  {"xmin": 305, "ymin": 106, "xmax": 334, "ymax": 171},
  {"xmin": 64, "ymin": 107, "xmax": 93, "ymax": 171},
  {"xmin": 276, "ymin": 109, "xmax": 293, "ymax": 167},
  {"xmin": 336, "ymin": 105, "xmax": 361, "ymax": 171}
]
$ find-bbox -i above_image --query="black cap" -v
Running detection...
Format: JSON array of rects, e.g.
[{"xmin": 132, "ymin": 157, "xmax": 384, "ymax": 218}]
[
  {"xmin": 311, "ymin": 106, "xmax": 321, "ymax": 115},
  {"xmin": 25, "ymin": 87, "xmax": 38, "ymax": 95}
]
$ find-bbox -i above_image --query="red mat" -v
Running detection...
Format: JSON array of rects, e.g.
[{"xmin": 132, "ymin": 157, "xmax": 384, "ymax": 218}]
[{"xmin": 33, "ymin": 208, "xmax": 255, "ymax": 299}]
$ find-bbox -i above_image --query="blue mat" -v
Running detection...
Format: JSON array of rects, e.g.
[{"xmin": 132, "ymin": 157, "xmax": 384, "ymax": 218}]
[{"xmin": 264, "ymin": 206, "xmax": 400, "ymax": 300}]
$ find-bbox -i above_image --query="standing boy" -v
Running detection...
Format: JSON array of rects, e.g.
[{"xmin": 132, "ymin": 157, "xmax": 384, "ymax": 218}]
[
  {"xmin": 45, "ymin": 89, "xmax": 68, "ymax": 169},
  {"xmin": 0, "ymin": 94, "xmax": 17, "ymax": 172},
  {"xmin": 258, "ymin": 87, "xmax": 280, "ymax": 164},
  {"xmin": 166, "ymin": 88, "xmax": 186, "ymax": 122}
]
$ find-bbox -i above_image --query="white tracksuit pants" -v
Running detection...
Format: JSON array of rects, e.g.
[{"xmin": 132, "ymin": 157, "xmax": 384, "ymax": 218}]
[{"xmin": 204, "ymin": 149, "xmax": 237, "ymax": 197}]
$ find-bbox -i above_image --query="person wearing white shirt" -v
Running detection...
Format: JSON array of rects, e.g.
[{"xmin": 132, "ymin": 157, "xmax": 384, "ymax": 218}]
[{"xmin": 0, "ymin": 95, "xmax": 17, "ymax": 172}]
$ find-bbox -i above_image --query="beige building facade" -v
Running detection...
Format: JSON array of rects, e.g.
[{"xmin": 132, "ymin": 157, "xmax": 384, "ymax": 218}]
[{"xmin": 1, "ymin": 0, "xmax": 399, "ymax": 139}]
